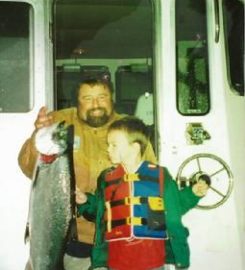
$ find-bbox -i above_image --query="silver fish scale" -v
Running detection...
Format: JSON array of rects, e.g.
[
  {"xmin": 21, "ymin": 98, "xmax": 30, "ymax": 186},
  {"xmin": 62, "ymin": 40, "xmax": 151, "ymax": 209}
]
[{"xmin": 29, "ymin": 154, "xmax": 72, "ymax": 270}]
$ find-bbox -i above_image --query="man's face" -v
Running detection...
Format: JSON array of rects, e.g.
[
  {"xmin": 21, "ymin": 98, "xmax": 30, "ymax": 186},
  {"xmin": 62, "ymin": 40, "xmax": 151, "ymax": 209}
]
[{"xmin": 77, "ymin": 83, "xmax": 113, "ymax": 127}]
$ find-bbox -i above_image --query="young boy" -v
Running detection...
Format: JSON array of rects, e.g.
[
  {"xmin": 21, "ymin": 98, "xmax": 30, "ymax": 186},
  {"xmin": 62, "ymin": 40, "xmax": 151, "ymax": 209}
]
[{"xmin": 76, "ymin": 116, "xmax": 209, "ymax": 270}]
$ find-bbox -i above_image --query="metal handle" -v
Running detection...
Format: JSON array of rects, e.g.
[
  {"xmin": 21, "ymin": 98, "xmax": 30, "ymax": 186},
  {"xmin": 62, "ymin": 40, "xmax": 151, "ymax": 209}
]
[{"xmin": 214, "ymin": 0, "xmax": 220, "ymax": 43}]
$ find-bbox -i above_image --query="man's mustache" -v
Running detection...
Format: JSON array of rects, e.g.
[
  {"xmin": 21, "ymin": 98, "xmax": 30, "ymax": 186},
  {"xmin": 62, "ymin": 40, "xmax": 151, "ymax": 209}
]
[{"xmin": 88, "ymin": 107, "xmax": 106, "ymax": 114}]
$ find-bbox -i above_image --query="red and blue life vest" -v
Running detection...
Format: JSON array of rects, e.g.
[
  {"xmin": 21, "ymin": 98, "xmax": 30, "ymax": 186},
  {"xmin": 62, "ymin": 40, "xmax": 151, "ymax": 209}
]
[{"xmin": 104, "ymin": 161, "xmax": 167, "ymax": 241}]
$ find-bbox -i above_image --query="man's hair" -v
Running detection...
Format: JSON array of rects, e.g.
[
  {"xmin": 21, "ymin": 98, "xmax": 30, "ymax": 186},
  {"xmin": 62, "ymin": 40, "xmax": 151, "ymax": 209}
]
[
  {"xmin": 108, "ymin": 116, "xmax": 150, "ymax": 156},
  {"xmin": 79, "ymin": 77, "xmax": 114, "ymax": 94}
]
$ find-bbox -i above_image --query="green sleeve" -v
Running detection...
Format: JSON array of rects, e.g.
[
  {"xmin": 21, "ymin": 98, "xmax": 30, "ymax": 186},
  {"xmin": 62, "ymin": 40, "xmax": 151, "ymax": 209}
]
[
  {"xmin": 77, "ymin": 192, "xmax": 97, "ymax": 217},
  {"xmin": 178, "ymin": 186, "xmax": 200, "ymax": 214},
  {"xmin": 164, "ymin": 167, "xmax": 200, "ymax": 215}
]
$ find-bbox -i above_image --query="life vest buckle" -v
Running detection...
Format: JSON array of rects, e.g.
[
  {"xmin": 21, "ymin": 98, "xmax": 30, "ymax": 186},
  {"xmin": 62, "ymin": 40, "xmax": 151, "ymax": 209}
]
[
  {"xmin": 148, "ymin": 197, "xmax": 164, "ymax": 211},
  {"xmin": 125, "ymin": 196, "xmax": 141, "ymax": 205},
  {"xmin": 126, "ymin": 217, "xmax": 143, "ymax": 226},
  {"xmin": 124, "ymin": 173, "xmax": 139, "ymax": 182}
]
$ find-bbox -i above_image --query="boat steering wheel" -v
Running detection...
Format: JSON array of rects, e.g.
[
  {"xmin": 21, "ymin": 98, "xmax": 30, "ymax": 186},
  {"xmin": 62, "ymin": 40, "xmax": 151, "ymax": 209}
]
[{"xmin": 176, "ymin": 153, "xmax": 233, "ymax": 209}]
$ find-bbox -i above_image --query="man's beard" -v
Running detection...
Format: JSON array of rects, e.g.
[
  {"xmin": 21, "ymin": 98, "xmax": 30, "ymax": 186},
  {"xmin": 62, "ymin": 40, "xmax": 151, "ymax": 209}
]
[{"xmin": 85, "ymin": 108, "xmax": 110, "ymax": 127}]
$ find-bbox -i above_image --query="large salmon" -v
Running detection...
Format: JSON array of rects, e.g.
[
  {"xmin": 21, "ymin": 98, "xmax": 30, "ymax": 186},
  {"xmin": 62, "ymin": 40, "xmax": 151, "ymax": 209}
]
[{"xmin": 25, "ymin": 122, "xmax": 76, "ymax": 270}]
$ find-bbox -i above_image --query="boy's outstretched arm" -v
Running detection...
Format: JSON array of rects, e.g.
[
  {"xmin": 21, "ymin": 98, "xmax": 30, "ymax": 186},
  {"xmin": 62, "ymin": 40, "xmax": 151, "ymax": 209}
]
[
  {"xmin": 178, "ymin": 179, "xmax": 209, "ymax": 214},
  {"xmin": 164, "ymin": 167, "xmax": 209, "ymax": 215}
]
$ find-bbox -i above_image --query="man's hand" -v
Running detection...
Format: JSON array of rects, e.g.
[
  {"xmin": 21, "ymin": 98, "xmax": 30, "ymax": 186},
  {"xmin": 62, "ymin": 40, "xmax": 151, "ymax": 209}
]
[{"xmin": 34, "ymin": 106, "xmax": 53, "ymax": 130}]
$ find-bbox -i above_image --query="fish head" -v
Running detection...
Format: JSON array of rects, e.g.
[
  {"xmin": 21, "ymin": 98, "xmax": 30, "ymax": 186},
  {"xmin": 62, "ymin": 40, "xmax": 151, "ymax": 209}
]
[
  {"xmin": 35, "ymin": 121, "xmax": 74, "ymax": 156},
  {"xmin": 52, "ymin": 121, "xmax": 71, "ymax": 150}
]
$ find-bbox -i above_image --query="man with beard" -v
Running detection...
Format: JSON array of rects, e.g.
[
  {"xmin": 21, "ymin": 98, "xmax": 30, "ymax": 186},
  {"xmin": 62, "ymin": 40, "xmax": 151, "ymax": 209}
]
[{"xmin": 18, "ymin": 78, "xmax": 156, "ymax": 270}]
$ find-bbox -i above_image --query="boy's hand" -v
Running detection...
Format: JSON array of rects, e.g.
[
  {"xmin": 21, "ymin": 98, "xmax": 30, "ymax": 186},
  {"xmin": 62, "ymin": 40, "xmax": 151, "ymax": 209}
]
[
  {"xmin": 75, "ymin": 187, "xmax": 87, "ymax": 204},
  {"xmin": 192, "ymin": 179, "xmax": 209, "ymax": 197}
]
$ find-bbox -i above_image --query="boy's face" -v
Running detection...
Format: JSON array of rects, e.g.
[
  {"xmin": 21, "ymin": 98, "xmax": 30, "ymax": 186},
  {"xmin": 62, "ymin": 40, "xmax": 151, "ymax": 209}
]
[
  {"xmin": 77, "ymin": 83, "xmax": 113, "ymax": 127},
  {"xmin": 107, "ymin": 130, "xmax": 135, "ymax": 165}
]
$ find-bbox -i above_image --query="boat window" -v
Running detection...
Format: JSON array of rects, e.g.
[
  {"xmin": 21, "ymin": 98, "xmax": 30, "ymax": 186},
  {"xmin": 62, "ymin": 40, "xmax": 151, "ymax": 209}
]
[
  {"xmin": 223, "ymin": 0, "xmax": 244, "ymax": 96},
  {"xmin": 175, "ymin": 0, "xmax": 210, "ymax": 115},
  {"xmin": 0, "ymin": 2, "xmax": 32, "ymax": 113},
  {"xmin": 54, "ymin": 0, "xmax": 156, "ymax": 148}
]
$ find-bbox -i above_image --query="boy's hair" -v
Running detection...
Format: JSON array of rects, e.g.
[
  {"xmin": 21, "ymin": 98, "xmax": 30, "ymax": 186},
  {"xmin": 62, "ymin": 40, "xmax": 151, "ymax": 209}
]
[{"xmin": 108, "ymin": 116, "xmax": 150, "ymax": 156}]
